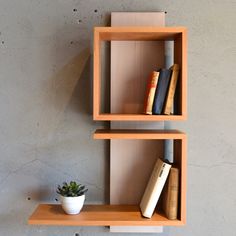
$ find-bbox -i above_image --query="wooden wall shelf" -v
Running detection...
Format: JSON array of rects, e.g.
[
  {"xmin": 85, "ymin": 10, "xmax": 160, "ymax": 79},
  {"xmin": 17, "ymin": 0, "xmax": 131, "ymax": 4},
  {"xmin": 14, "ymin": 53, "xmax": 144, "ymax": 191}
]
[
  {"xmin": 94, "ymin": 129, "xmax": 187, "ymax": 225},
  {"xmin": 28, "ymin": 204, "xmax": 184, "ymax": 226},
  {"xmin": 28, "ymin": 129, "xmax": 187, "ymax": 227},
  {"xmin": 28, "ymin": 23, "xmax": 187, "ymax": 230},
  {"xmin": 93, "ymin": 26, "xmax": 187, "ymax": 121},
  {"xmin": 94, "ymin": 129, "xmax": 186, "ymax": 139},
  {"xmin": 95, "ymin": 114, "xmax": 185, "ymax": 121}
]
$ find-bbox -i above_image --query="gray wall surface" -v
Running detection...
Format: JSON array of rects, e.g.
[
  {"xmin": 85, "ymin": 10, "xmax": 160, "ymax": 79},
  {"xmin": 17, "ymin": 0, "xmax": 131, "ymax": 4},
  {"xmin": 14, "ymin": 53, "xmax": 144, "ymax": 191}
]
[{"xmin": 0, "ymin": 0, "xmax": 235, "ymax": 235}]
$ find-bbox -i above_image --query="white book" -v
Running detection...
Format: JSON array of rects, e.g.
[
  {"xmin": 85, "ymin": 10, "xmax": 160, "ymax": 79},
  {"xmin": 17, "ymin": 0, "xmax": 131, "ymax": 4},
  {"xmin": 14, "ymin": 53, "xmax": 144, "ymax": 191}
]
[{"xmin": 140, "ymin": 158, "xmax": 172, "ymax": 218}]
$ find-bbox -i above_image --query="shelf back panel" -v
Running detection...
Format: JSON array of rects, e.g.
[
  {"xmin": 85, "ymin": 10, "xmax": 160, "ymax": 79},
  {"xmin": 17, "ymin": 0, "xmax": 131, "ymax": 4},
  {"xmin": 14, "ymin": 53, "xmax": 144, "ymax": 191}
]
[{"xmin": 110, "ymin": 11, "xmax": 165, "ymax": 233}]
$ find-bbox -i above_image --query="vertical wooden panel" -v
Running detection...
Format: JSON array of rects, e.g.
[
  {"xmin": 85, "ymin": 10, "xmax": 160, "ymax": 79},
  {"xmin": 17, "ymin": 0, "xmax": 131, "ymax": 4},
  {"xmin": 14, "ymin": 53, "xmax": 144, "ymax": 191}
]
[
  {"xmin": 93, "ymin": 29, "xmax": 101, "ymax": 119},
  {"xmin": 111, "ymin": 139, "xmax": 164, "ymax": 204},
  {"xmin": 111, "ymin": 17, "xmax": 165, "ymax": 114},
  {"xmin": 110, "ymin": 12, "xmax": 165, "ymax": 233}
]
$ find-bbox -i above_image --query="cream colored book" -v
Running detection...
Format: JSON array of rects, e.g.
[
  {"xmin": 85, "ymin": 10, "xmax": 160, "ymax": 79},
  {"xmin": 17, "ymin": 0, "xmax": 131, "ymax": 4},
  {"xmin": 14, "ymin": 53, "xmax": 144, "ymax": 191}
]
[
  {"xmin": 163, "ymin": 64, "xmax": 180, "ymax": 115},
  {"xmin": 140, "ymin": 158, "xmax": 172, "ymax": 218}
]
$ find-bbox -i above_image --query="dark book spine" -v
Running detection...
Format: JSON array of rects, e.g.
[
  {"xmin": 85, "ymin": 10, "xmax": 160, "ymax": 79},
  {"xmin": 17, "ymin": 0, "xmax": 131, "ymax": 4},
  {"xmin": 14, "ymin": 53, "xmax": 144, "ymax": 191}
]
[{"xmin": 152, "ymin": 69, "xmax": 172, "ymax": 114}]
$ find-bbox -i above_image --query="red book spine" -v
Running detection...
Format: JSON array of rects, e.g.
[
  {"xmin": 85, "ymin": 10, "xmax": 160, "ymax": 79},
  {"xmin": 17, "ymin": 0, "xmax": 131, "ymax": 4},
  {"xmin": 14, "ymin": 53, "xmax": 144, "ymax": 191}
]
[{"xmin": 143, "ymin": 71, "xmax": 159, "ymax": 114}]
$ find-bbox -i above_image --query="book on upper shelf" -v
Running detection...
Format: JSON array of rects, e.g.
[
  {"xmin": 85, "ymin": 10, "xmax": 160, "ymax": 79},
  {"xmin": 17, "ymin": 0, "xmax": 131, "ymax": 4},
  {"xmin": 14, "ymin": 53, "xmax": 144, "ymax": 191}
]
[
  {"xmin": 152, "ymin": 69, "xmax": 172, "ymax": 115},
  {"xmin": 143, "ymin": 71, "xmax": 159, "ymax": 115},
  {"xmin": 140, "ymin": 158, "xmax": 171, "ymax": 218},
  {"xmin": 163, "ymin": 64, "xmax": 180, "ymax": 115},
  {"xmin": 162, "ymin": 167, "xmax": 179, "ymax": 220}
]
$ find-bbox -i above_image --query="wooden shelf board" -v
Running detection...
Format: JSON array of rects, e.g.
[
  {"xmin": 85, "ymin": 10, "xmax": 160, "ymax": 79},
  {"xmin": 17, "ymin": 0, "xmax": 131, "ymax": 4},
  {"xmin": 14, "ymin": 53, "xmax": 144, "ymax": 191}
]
[
  {"xmin": 28, "ymin": 204, "xmax": 183, "ymax": 226},
  {"xmin": 94, "ymin": 129, "xmax": 186, "ymax": 140},
  {"xmin": 94, "ymin": 114, "xmax": 186, "ymax": 121},
  {"xmin": 95, "ymin": 26, "xmax": 187, "ymax": 41}
]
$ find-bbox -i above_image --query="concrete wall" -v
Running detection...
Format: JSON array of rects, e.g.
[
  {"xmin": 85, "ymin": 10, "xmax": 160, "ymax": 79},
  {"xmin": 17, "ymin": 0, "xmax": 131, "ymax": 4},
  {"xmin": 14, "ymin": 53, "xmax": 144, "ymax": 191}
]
[{"xmin": 0, "ymin": 0, "xmax": 235, "ymax": 235}]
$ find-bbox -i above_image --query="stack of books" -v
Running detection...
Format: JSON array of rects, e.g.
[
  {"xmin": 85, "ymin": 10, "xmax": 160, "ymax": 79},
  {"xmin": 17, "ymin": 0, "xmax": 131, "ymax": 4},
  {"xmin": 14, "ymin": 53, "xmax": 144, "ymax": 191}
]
[{"xmin": 143, "ymin": 64, "xmax": 180, "ymax": 115}]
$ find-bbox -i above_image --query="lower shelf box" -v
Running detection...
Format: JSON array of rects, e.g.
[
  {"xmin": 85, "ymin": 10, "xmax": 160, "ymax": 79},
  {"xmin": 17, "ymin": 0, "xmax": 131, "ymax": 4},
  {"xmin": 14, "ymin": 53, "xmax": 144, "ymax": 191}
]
[
  {"xmin": 28, "ymin": 129, "xmax": 186, "ymax": 227},
  {"xmin": 94, "ymin": 129, "xmax": 187, "ymax": 225}
]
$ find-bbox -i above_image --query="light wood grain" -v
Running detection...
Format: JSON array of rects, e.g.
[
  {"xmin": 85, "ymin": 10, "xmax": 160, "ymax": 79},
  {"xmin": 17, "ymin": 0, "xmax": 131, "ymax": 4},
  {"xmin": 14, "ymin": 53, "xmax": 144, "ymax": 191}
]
[
  {"xmin": 96, "ymin": 27, "xmax": 186, "ymax": 41},
  {"xmin": 93, "ymin": 28, "xmax": 101, "ymax": 118},
  {"xmin": 94, "ymin": 129, "xmax": 186, "ymax": 140},
  {"xmin": 95, "ymin": 114, "xmax": 186, "ymax": 121},
  {"xmin": 110, "ymin": 139, "xmax": 164, "ymax": 204},
  {"xmin": 28, "ymin": 204, "xmax": 184, "ymax": 226}
]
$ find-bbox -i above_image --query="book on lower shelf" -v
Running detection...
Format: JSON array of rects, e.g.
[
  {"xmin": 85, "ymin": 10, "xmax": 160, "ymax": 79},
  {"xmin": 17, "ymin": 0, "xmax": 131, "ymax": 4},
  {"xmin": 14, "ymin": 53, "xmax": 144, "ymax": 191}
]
[
  {"xmin": 162, "ymin": 167, "xmax": 179, "ymax": 220},
  {"xmin": 140, "ymin": 158, "xmax": 171, "ymax": 218}
]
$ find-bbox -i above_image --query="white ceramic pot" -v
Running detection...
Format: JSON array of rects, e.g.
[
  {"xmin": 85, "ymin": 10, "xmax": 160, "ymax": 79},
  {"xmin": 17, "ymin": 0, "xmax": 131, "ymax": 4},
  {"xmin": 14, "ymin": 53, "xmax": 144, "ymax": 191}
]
[{"xmin": 60, "ymin": 195, "xmax": 85, "ymax": 215}]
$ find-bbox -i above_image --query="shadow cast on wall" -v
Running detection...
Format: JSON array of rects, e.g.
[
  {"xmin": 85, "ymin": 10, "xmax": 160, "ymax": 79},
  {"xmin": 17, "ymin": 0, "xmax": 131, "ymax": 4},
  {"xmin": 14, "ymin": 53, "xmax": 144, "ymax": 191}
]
[
  {"xmin": 37, "ymin": 48, "xmax": 91, "ymax": 142},
  {"xmin": 68, "ymin": 53, "xmax": 92, "ymax": 117}
]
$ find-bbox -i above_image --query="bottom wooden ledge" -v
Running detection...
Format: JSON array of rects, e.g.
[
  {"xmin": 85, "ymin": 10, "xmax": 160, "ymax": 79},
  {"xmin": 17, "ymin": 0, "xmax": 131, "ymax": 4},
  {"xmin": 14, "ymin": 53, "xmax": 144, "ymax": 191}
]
[{"xmin": 28, "ymin": 204, "xmax": 183, "ymax": 226}]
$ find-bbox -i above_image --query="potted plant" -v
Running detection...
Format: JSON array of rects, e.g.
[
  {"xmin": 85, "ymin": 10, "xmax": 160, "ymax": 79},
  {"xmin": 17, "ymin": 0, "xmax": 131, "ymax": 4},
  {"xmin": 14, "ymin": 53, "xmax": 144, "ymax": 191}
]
[{"xmin": 57, "ymin": 181, "xmax": 88, "ymax": 215}]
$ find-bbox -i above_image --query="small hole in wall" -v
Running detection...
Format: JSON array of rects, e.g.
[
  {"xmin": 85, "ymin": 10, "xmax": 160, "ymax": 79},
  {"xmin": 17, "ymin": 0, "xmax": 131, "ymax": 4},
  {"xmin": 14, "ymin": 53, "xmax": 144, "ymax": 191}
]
[
  {"xmin": 73, "ymin": 8, "xmax": 78, "ymax": 12},
  {"xmin": 94, "ymin": 9, "xmax": 98, "ymax": 13},
  {"xmin": 75, "ymin": 233, "xmax": 80, "ymax": 236},
  {"xmin": 2, "ymin": 41, "xmax": 4, "ymax": 44},
  {"xmin": 55, "ymin": 198, "xmax": 58, "ymax": 202},
  {"xmin": 27, "ymin": 197, "xmax": 31, "ymax": 200},
  {"xmin": 70, "ymin": 41, "xmax": 73, "ymax": 44},
  {"xmin": 165, "ymin": 11, "xmax": 167, "ymax": 14}
]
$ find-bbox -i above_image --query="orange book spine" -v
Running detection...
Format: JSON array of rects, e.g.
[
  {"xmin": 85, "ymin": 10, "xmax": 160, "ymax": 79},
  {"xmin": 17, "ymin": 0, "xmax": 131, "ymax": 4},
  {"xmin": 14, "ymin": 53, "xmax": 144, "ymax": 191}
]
[{"xmin": 143, "ymin": 71, "xmax": 159, "ymax": 115}]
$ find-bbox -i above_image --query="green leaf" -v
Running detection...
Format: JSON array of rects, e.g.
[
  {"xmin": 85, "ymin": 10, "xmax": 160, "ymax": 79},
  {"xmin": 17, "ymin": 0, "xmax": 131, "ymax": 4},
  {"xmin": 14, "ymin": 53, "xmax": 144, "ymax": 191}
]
[{"xmin": 57, "ymin": 181, "xmax": 88, "ymax": 197}]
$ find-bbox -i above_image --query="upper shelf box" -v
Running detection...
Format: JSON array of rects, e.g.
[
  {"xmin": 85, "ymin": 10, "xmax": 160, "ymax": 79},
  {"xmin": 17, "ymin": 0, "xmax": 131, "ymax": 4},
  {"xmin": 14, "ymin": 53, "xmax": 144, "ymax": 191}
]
[{"xmin": 93, "ymin": 27, "xmax": 187, "ymax": 121}]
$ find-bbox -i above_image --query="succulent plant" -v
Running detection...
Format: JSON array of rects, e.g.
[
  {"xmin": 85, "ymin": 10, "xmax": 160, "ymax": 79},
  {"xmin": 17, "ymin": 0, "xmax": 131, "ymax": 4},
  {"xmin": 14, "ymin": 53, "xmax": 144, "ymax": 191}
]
[{"xmin": 57, "ymin": 181, "xmax": 88, "ymax": 197}]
